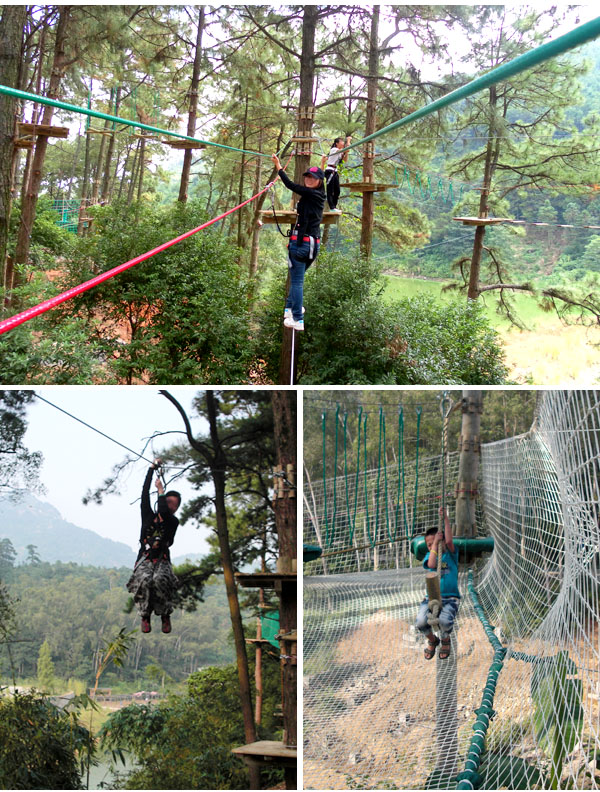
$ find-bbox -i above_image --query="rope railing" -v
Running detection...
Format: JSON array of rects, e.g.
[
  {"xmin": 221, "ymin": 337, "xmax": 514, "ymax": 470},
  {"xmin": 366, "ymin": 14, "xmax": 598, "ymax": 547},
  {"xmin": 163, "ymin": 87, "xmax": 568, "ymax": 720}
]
[{"xmin": 0, "ymin": 163, "xmax": 291, "ymax": 336}]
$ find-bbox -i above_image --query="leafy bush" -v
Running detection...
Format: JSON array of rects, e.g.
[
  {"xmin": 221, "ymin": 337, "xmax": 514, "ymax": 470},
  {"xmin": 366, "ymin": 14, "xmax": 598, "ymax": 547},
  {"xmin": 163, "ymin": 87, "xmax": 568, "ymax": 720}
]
[
  {"xmin": 0, "ymin": 691, "xmax": 93, "ymax": 790},
  {"xmin": 52, "ymin": 199, "xmax": 255, "ymax": 383},
  {"xmin": 255, "ymin": 251, "xmax": 508, "ymax": 384}
]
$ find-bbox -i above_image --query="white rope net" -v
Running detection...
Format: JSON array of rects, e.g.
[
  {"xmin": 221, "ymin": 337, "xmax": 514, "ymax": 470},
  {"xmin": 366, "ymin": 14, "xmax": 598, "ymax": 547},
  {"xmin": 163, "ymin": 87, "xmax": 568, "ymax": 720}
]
[{"xmin": 303, "ymin": 390, "xmax": 600, "ymax": 790}]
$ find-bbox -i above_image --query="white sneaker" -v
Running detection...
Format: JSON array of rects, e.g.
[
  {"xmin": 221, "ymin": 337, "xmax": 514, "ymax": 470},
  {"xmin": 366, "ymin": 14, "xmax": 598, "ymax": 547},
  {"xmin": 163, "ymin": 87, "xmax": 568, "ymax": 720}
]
[
  {"xmin": 329, "ymin": 208, "xmax": 343, "ymax": 214},
  {"xmin": 283, "ymin": 317, "xmax": 304, "ymax": 331},
  {"xmin": 284, "ymin": 307, "xmax": 305, "ymax": 319}
]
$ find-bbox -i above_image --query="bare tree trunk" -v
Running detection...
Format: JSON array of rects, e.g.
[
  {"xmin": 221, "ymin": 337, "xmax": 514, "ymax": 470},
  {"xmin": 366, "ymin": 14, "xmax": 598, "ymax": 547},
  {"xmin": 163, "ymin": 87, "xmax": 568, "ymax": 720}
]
[
  {"xmin": 101, "ymin": 86, "xmax": 120, "ymax": 202},
  {"xmin": 160, "ymin": 390, "xmax": 260, "ymax": 789},
  {"xmin": 90, "ymin": 103, "xmax": 111, "ymax": 205},
  {"xmin": 279, "ymin": 4, "xmax": 318, "ymax": 385},
  {"xmin": 136, "ymin": 135, "xmax": 146, "ymax": 202},
  {"xmin": 0, "ymin": 5, "xmax": 27, "ymax": 292},
  {"xmin": 14, "ymin": 6, "xmax": 71, "ymax": 277},
  {"xmin": 467, "ymin": 86, "xmax": 499, "ymax": 299},
  {"xmin": 127, "ymin": 140, "xmax": 141, "ymax": 205},
  {"xmin": 178, "ymin": 6, "xmax": 204, "ymax": 203},
  {"xmin": 360, "ymin": 5, "xmax": 379, "ymax": 259},
  {"xmin": 236, "ymin": 92, "xmax": 249, "ymax": 248}
]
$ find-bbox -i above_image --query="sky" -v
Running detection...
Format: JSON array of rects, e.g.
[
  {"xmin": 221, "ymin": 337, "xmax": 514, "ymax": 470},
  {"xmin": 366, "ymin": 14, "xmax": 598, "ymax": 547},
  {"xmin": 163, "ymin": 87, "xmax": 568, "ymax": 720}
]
[{"xmin": 23, "ymin": 387, "xmax": 213, "ymax": 558}]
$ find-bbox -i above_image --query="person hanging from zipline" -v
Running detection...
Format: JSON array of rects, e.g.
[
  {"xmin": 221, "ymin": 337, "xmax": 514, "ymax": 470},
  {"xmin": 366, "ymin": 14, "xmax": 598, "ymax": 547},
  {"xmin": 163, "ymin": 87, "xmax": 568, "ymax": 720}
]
[
  {"xmin": 271, "ymin": 153, "xmax": 325, "ymax": 331},
  {"xmin": 320, "ymin": 135, "xmax": 352, "ymax": 212},
  {"xmin": 126, "ymin": 459, "xmax": 181, "ymax": 634},
  {"xmin": 415, "ymin": 506, "xmax": 461, "ymax": 660}
]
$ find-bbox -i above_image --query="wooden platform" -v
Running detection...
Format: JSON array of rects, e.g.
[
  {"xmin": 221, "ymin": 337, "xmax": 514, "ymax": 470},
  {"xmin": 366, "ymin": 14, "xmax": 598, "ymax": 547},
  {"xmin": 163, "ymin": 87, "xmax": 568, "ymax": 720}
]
[
  {"xmin": 86, "ymin": 128, "xmax": 114, "ymax": 136},
  {"xmin": 164, "ymin": 139, "xmax": 206, "ymax": 149},
  {"xmin": 259, "ymin": 209, "xmax": 341, "ymax": 226},
  {"xmin": 18, "ymin": 122, "xmax": 68, "ymax": 139},
  {"xmin": 232, "ymin": 740, "xmax": 297, "ymax": 767},
  {"xmin": 14, "ymin": 138, "xmax": 35, "ymax": 149},
  {"xmin": 341, "ymin": 181, "xmax": 396, "ymax": 192},
  {"xmin": 235, "ymin": 572, "xmax": 296, "ymax": 589},
  {"xmin": 453, "ymin": 216, "xmax": 507, "ymax": 227}
]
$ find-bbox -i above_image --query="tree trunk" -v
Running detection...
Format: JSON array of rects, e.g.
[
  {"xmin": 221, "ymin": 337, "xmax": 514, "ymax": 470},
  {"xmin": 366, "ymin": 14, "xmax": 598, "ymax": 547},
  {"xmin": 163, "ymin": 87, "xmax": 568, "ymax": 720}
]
[
  {"xmin": 467, "ymin": 86, "xmax": 498, "ymax": 299},
  {"xmin": 270, "ymin": 391, "xmax": 297, "ymax": 769},
  {"xmin": 78, "ymin": 82, "xmax": 93, "ymax": 235},
  {"xmin": 14, "ymin": 6, "xmax": 71, "ymax": 275},
  {"xmin": 204, "ymin": 392, "xmax": 260, "ymax": 788},
  {"xmin": 278, "ymin": 4, "xmax": 318, "ymax": 385},
  {"xmin": 90, "ymin": 106, "xmax": 111, "ymax": 205},
  {"xmin": 360, "ymin": 5, "xmax": 379, "ymax": 259},
  {"xmin": 100, "ymin": 86, "xmax": 120, "ymax": 202},
  {"xmin": 136, "ymin": 135, "xmax": 146, "ymax": 202},
  {"xmin": 455, "ymin": 391, "xmax": 482, "ymax": 538},
  {"xmin": 0, "ymin": 5, "xmax": 27, "ymax": 292},
  {"xmin": 178, "ymin": 6, "xmax": 205, "ymax": 203},
  {"xmin": 127, "ymin": 140, "xmax": 141, "ymax": 205},
  {"xmin": 236, "ymin": 92, "xmax": 249, "ymax": 248}
]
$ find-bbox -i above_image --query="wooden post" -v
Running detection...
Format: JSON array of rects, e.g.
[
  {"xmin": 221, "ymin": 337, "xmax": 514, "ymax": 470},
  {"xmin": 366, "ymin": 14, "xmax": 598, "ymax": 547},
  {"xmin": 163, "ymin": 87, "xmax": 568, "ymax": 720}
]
[{"xmin": 360, "ymin": 6, "xmax": 379, "ymax": 259}]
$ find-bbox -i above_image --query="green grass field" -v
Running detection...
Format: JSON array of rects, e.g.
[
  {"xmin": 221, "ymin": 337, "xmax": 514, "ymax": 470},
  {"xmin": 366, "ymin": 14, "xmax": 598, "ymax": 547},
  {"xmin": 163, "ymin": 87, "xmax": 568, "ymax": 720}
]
[
  {"xmin": 383, "ymin": 274, "xmax": 600, "ymax": 384},
  {"xmin": 382, "ymin": 274, "xmax": 550, "ymax": 329}
]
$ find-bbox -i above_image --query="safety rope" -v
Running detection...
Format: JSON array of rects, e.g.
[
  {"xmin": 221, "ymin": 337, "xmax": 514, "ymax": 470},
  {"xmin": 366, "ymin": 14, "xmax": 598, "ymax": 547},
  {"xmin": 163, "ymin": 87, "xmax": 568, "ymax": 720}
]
[
  {"xmin": 0, "ymin": 170, "xmax": 288, "ymax": 337},
  {"xmin": 395, "ymin": 406, "xmax": 408, "ymax": 538},
  {"xmin": 289, "ymin": 326, "xmax": 296, "ymax": 385},
  {"xmin": 322, "ymin": 410, "xmax": 330, "ymax": 548},
  {"xmin": 332, "ymin": 404, "xmax": 340, "ymax": 535},
  {"xmin": 363, "ymin": 411, "xmax": 374, "ymax": 546},
  {"xmin": 34, "ymin": 393, "xmax": 168, "ymax": 487}
]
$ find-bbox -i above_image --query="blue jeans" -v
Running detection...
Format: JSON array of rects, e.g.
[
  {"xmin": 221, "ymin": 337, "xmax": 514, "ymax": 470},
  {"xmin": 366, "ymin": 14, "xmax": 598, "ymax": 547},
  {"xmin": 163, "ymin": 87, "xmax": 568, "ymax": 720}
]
[
  {"xmin": 415, "ymin": 597, "xmax": 460, "ymax": 639},
  {"xmin": 286, "ymin": 237, "xmax": 319, "ymax": 321}
]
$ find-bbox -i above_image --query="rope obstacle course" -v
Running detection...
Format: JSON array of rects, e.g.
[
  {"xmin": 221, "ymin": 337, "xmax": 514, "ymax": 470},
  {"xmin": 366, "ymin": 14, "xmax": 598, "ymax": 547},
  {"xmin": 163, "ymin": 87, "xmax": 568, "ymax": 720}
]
[
  {"xmin": 1, "ymin": 14, "xmax": 600, "ymax": 378},
  {"xmin": 303, "ymin": 390, "xmax": 600, "ymax": 790}
]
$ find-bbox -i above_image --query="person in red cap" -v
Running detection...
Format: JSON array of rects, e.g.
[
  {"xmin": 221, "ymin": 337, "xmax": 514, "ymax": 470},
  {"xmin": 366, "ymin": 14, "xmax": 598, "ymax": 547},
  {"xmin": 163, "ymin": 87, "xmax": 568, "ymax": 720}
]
[{"xmin": 272, "ymin": 154, "xmax": 325, "ymax": 331}]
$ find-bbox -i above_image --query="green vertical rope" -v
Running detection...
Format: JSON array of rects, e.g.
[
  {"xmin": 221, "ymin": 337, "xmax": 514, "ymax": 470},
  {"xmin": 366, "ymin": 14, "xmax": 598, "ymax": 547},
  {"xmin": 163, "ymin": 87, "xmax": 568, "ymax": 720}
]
[
  {"xmin": 375, "ymin": 407, "xmax": 383, "ymax": 543},
  {"xmin": 411, "ymin": 406, "xmax": 422, "ymax": 537},
  {"xmin": 381, "ymin": 409, "xmax": 392, "ymax": 541},
  {"xmin": 352, "ymin": 407, "xmax": 363, "ymax": 544},
  {"xmin": 395, "ymin": 406, "xmax": 410, "ymax": 538},
  {"xmin": 332, "ymin": 404, "xmax": 340, "ymax": 536},
  {"xmin": 363, "ymin": 412, "xmax": 374, "ymax": 546},
  {"xmin": 321, "ymin": 410, "xmax": 330, "ymax": 548}
]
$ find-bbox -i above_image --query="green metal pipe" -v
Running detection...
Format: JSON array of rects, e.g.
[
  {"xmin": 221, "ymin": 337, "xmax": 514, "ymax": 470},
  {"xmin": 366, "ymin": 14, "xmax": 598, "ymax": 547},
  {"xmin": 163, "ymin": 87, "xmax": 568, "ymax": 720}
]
[
  {"xmin": 0, "ymin": 83, "xmax": 271, "ymax": 159},
  {"xmin": 342, "ymin": 15, "xmax": 600, "ymax": 155}
]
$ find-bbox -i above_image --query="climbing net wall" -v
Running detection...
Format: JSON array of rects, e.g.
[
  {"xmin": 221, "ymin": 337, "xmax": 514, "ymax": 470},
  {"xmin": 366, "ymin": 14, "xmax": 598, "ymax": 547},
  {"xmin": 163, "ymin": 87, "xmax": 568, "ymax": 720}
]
[{"xmin": 303, "ymin": 391, "xmax": 600, "ymax": 790}]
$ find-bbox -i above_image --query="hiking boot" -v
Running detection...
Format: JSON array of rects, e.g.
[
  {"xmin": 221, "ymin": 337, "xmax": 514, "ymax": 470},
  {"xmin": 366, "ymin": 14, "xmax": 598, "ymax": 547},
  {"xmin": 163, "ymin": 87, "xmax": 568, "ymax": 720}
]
[
  {"xmin": 283, "ymin": 317, "xmax": 304, "ymax": 331},
  {"xmin": 141, "ymin": 615, "xmax": 151, "ymax": 633},
  {"xmin": 161, "ymin": 615, "xmax": 172, "ymax": 634}
]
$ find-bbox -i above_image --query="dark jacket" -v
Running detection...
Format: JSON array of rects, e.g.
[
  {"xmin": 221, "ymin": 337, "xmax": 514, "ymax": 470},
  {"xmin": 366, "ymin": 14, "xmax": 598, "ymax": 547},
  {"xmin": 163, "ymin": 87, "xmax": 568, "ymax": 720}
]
[
  {"xmin": 136, "ymin": 467, "xmax": 179, "ymax": 563},
  {"xmin": 278, "ymin": 169, "xmax": 325, "ymax": 239}
]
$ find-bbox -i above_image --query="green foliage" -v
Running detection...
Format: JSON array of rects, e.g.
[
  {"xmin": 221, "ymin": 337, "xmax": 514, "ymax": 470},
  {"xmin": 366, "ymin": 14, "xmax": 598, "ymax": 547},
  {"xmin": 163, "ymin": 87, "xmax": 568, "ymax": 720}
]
[
  {"xmin": 531, "ymin": 651, "xmax": 584, "ymax": 789},
  {"xmin": 59, "ymin": 199, "xmax": 255, "ymax": 384},
  {"xmin": 8, "ymin": 196, "xmax": 73, "ymax": 267},
  {"xmin": 100, "ymin": 661, "xmax": 284, "ymax": 789},
  {"xmin": 37, "ymin": 639, "xmax": 56, "ymax": 692},
  {"xmin": 4, "ymin": 563, "xmax": 234, "ymax": 684},
  {"xmin": 0, "ymin": 691, "xmax": 93, "ymax": 790},
  {"xmin": 256, "ymin": 251, "xmax": 507, "ymax": 384}
]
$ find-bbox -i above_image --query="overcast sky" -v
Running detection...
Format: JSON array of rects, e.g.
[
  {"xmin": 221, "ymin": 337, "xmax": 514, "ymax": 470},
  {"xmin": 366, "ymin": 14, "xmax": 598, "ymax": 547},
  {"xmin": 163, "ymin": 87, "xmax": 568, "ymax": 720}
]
[{"xmin": 24, "ymin": 387, "xmax": 213, "ymax": 558}]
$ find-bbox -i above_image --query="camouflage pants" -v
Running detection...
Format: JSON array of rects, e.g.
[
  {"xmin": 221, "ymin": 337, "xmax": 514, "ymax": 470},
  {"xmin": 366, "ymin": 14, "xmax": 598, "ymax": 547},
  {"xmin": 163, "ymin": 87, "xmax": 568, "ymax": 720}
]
[{"xmin": 126, "ymin": 557, "xmax": 179, "ymax": 617}]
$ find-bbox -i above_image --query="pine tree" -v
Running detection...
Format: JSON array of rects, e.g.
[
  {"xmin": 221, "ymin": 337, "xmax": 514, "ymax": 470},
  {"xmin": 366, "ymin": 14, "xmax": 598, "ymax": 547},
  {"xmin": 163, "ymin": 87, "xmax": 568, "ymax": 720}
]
[{"xmin": 37, "ymin": 639, "xmax": 55, "ymax": 692}]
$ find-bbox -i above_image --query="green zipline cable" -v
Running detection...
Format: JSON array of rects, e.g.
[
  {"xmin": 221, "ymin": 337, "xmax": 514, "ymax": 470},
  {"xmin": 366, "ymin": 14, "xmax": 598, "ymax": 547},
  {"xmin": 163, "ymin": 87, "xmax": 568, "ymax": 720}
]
[
  {"xmin": 411, "ymin": 406, "xmax": 422, "ymax": 537},
  {"xmin": 0, "ymin": 83, "xmax": 272, "ymax": 159},
  {"xmin": 337, "ymin": 16, "xmax": 600, "ymax": 157}
]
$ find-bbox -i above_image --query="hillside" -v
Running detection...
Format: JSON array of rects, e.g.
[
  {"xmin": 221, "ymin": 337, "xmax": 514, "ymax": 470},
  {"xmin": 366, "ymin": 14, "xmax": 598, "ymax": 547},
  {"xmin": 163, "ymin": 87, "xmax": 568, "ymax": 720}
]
[{"xmin": 0, "ymin": 493, "xmax": 136, "ymax": 567}]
